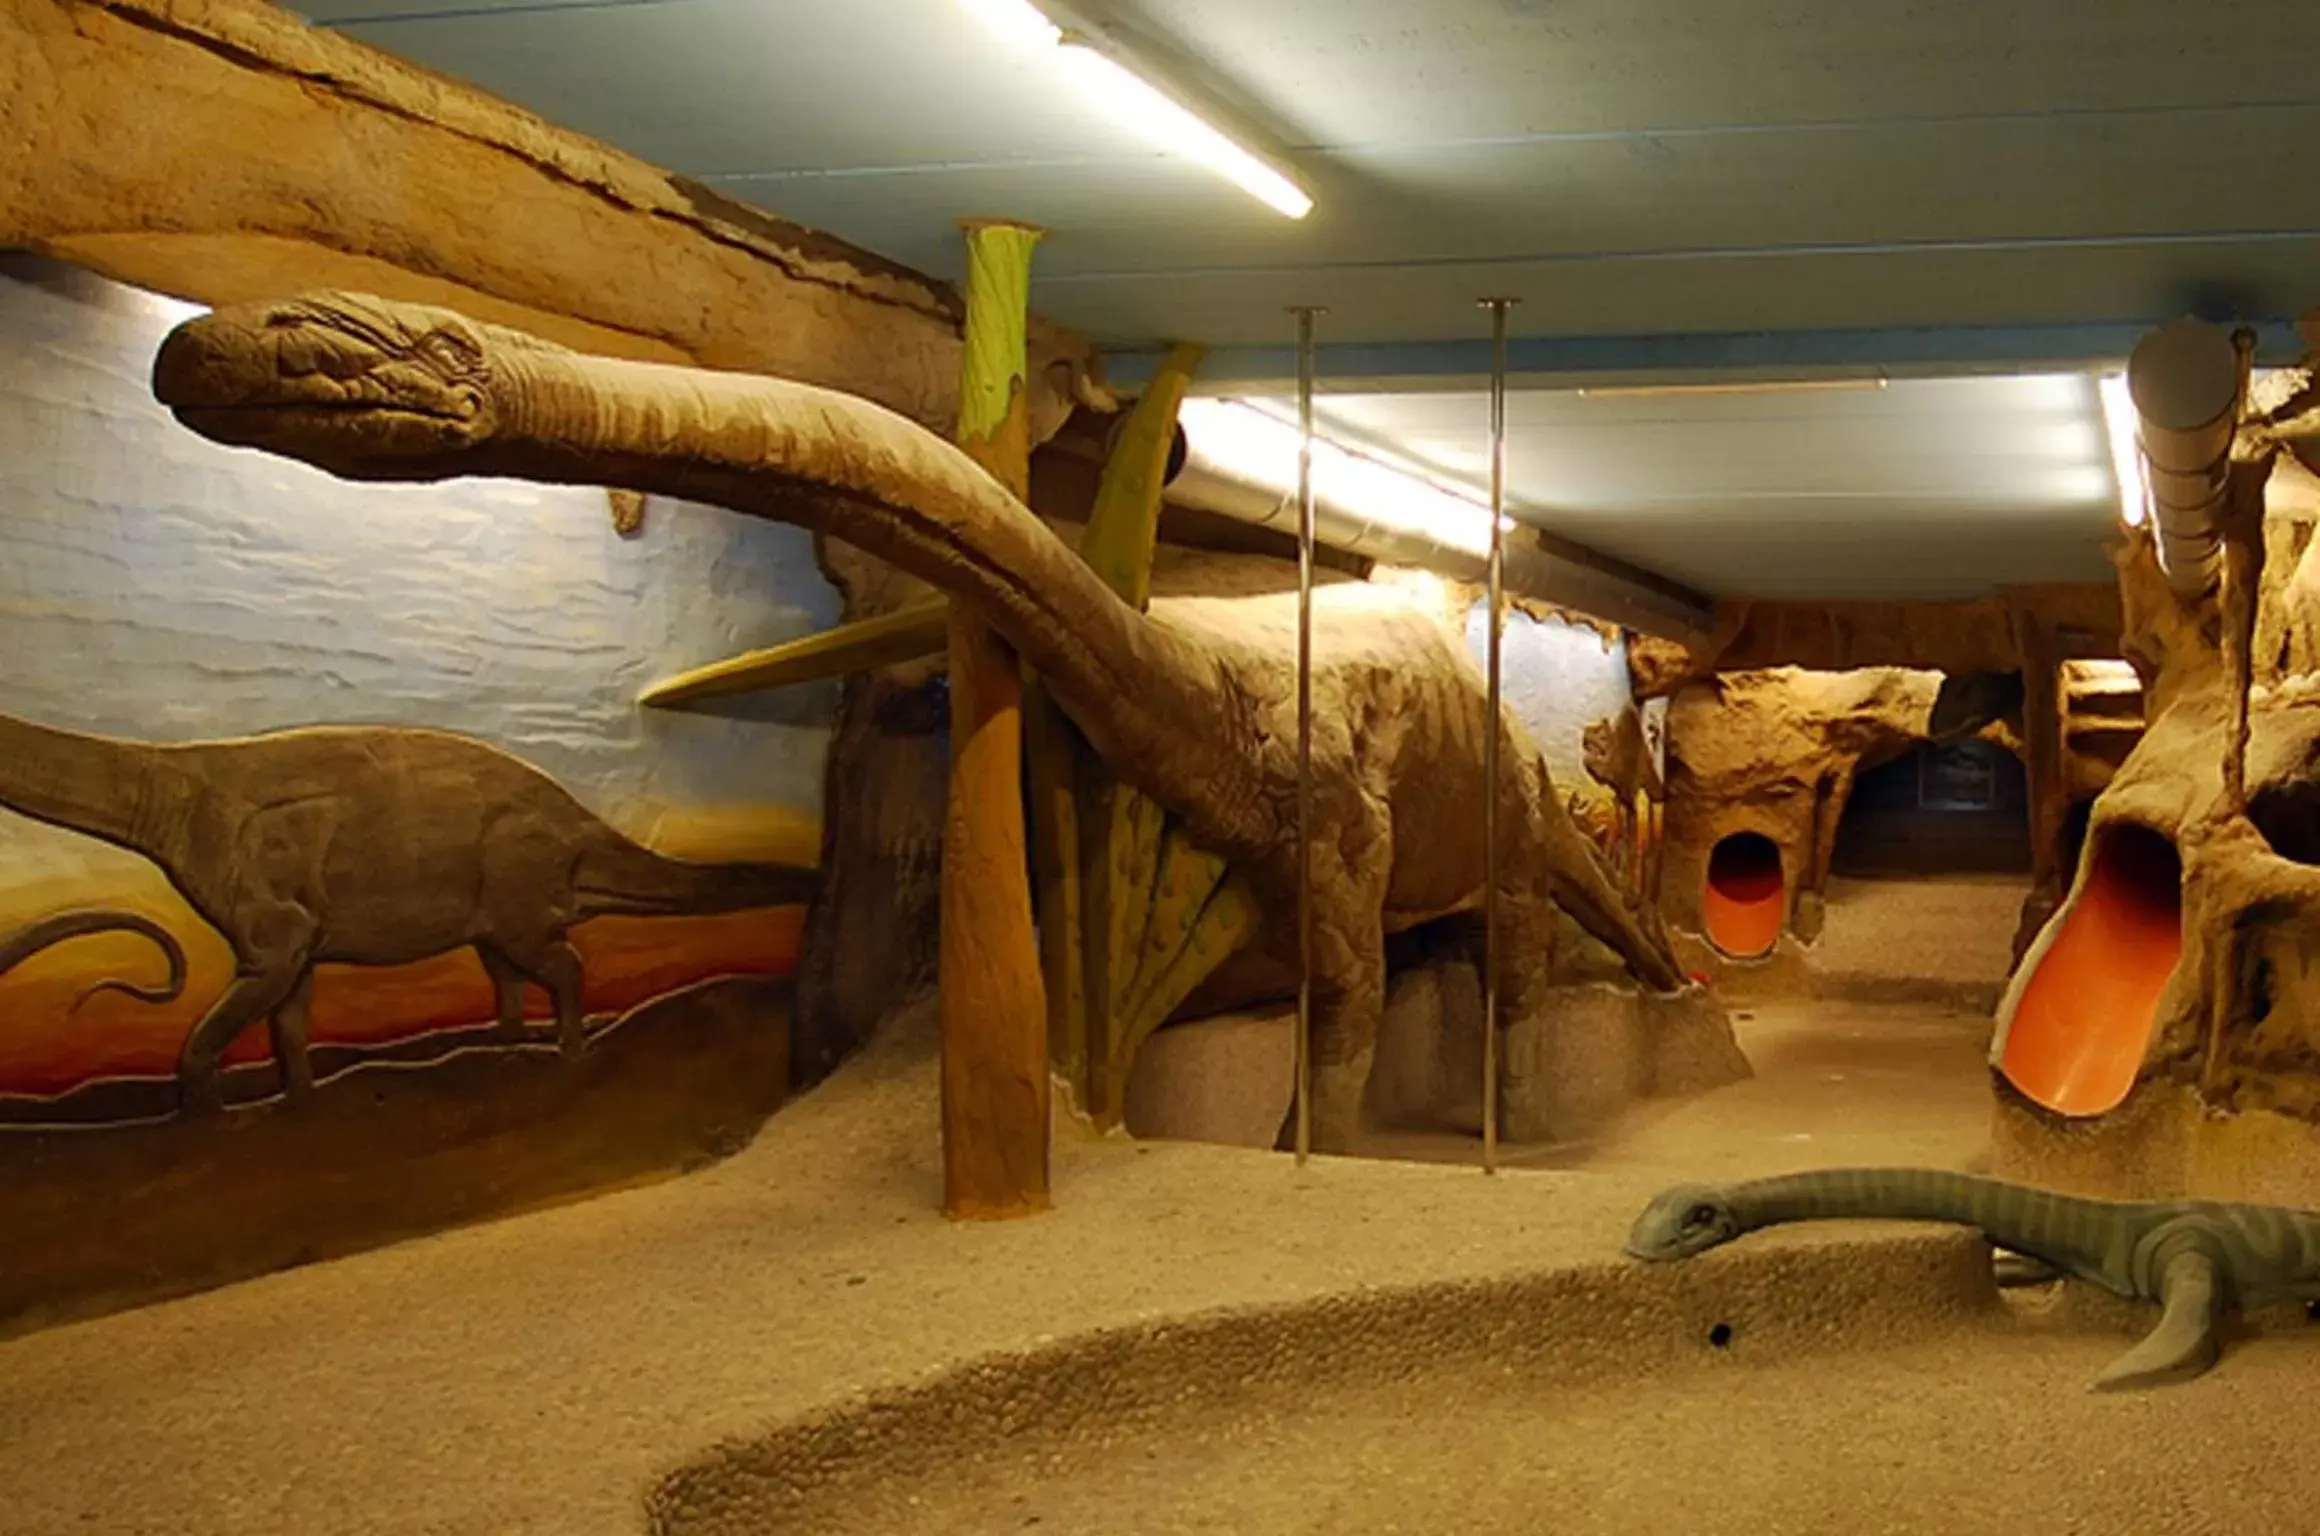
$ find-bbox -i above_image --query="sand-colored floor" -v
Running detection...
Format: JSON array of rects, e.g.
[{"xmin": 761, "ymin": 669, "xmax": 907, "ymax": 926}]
[
  {"xmin": 1811, "ymin": 872, "xmax": 2028, "ymax": 995},
  {"xmin": 2, "ymin": 997, "xmax": 2308, "ymax": 1535},
  {"xmin": 762, "ymin": 1322, "xmax": 2320, "ymax": 1536},
  {"xmin": 1363, "ymin": 994, "xmax": 1992, "ymax": 1171}
]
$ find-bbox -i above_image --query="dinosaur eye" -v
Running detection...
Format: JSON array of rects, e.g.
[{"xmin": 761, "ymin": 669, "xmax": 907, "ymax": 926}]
[{"xmin": 1685, "ymin": 1204, "xmax": 1717, "ymax": 1228}]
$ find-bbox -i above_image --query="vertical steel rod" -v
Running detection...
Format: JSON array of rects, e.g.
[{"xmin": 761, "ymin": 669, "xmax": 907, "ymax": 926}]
[
  {"xmin": 1479, "ymin": 297, "xmax": 1516, "ymax": 1176},
  {"xmin": 1291, "ymin": 304, "xmax": 1323, "ymax": 1167}
]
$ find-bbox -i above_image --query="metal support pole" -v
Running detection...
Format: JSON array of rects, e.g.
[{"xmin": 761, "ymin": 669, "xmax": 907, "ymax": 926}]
[
  {"xmin": 1479, "ymin": 296, "xmax": 1516, "ymax": 1175},
  {"xmin": 1291, "ymin": 304, "xmax": 1324, "ymax": 1166}
]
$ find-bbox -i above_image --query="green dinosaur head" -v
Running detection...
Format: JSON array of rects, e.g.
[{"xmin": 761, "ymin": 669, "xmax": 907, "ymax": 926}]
[
  {"xmin": 1624, "ymin": 1183, "xmax": 1742, "ymax": 1261},
  {"xmin": 152, "ymin": 291, "xmax": 547, "ymax": 479}
]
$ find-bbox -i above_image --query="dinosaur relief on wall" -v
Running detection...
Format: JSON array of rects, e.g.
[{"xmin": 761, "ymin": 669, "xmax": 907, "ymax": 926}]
[{"xmin": 0, "ymin": 709, "xmax": 817, "ymax": 1125}]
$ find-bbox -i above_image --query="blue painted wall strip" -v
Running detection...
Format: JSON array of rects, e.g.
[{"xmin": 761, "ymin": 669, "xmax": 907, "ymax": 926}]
[{"xmin": 1100, "ymin": 320, "xmax": 2308, "ymax": 390}]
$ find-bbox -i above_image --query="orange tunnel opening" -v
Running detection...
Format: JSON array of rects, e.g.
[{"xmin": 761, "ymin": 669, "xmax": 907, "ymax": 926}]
[
  {"xmin": 1999, "ymin": 822, "xmax": 2183, "ymax": 1116},
  {"xmin": 1702, "ymin": 831, "xmax": 1785, "ymax": 959}
]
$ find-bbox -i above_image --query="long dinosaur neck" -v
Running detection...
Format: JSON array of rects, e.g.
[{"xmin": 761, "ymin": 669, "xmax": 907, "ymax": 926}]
[
  {"xmin": 1723, "ymin": 1168, "xmax": 2138, "ymax": 1285},
  {"xmin": 0, "ymin": 712, "xmax": 182, "ymax": 857},
  {"xmin": 477, "ymin": 348, "xmax": 1280, "ymax": 859}
]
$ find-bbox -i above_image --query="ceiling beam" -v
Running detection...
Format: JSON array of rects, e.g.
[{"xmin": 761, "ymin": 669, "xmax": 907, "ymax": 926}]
[{"xmin": 1102, "ymin": 319, "xmax": 2309, "ymax": 395}]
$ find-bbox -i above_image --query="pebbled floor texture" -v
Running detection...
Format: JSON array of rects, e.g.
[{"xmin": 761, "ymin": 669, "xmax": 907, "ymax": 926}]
[{"xmin": 6, "ymin": 998, "xmax": 2312, "ymax": 1535}]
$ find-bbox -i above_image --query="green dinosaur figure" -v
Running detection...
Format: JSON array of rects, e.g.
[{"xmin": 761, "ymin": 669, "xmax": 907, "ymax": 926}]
[{"xmin": 1628, "ymin": 1166, "xmax": 2320, "ymax": 1391}]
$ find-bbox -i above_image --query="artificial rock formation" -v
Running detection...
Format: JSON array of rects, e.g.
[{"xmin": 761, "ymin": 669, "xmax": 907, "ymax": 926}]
[
  {"xmin": 1661, "ymin": 668, "xmax": 1962, "ymax": 968},
  {"xmin": 150, "ymin": 290, "xmax": 1724, "ymax": 1153},
  {"xmin": 1629, "ymin": 589, "xmax": 2122, "ymax": 700},
  {"xmin": 1988, "ymin": 362, "xmax": 2320, "ymax": 1195}
]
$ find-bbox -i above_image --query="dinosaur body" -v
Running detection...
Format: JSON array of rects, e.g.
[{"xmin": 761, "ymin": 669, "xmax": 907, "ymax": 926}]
[
  {"xmin": 1627, "ymin": 1167, "xmax": 2320, "ymax": 1390},
  {"xmin": 0, "ymin": 909, "xmax": 187, "ymax": 1007},
  {"xmin": 151, "ymin": 291, "xmax": 1702, "ymax": 1151},
  {"xmin": 0, "ymin": 709, "xmax": 817, "ymax": 1112}
]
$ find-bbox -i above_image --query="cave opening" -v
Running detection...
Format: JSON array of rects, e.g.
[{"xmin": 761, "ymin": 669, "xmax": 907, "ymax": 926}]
[
  {"xmin": 2248, "ymin": 779, "xmax": 2320, "ymax": 867},
  {"xmin": 2058, "ymin": 796, "xmax": 2095, "ymax": 886},
  {"xmin": 1830, "ymin": 738, "xmax": 2032, "ymax": 878},
  {"xmin": 1702, "ymin": 830, "xmax": 1785, "ymax": 959}
]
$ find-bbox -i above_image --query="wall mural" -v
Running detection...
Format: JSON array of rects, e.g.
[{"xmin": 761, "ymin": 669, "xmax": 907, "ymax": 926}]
[
  {"xmin": 1465, "ymin": 601, "xmax": 1637, "ymax": 867},
  {"xmin": 0, "ymin": 256, "xmax": 835, "ymax": 1137}
]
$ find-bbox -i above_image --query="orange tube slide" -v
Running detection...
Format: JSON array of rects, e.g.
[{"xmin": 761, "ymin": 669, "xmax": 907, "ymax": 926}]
[
  {"xmin": 1999, "ymin": 824, "xmax": 2182, "ymax": 1116},
  {"xmin": 1702, "ymin": 832, "xmax": 1785, "ymax": 959}
]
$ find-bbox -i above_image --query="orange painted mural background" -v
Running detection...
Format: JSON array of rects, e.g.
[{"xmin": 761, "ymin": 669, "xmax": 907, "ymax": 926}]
[{"xmin": 0, "ymin": 888, "xmax": 805, "ymax": 1097}]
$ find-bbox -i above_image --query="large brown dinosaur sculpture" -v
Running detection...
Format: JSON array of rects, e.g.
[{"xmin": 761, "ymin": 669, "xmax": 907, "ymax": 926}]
[
  {"xmin": 152, "ymin": 291, "xmax": 1702, "ymax": 1151},
  {"xmin": 1583, "ymin": 701, "xmax": 1664, "ymax": 883},
  {"xmin": 0, "ymin": 910, "xmax": 187, "ymax": 1006},
  {"xmin": 0, "ymin": 710, "xmax": 818, "ymax": 1113}
]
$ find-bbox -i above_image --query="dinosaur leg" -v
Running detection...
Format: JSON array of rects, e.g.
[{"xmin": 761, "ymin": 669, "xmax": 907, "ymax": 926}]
[
  {"xmin": 2091, "ymin": 1249, "xmax": 2225, "ymax": 1392},
  {"xmin": 1309, "ymin": 965, "xmax": 1385, "ymax": 1155},
  {"xmin": 1275, "ymin": 834, "xmax": 1393, "ymax": 1157},
  {"xmin": 476, "ymin": 944, "xmax": 532, "ymax": 1044},
  {"xmin": 176, "ymin": 963, "xmax": 309, "ymax": 1116},
  {"xmin": 265, "ymin": 968, "xmax": 317, "ymax": 1101},
  {"xmin": 1993, "ymin": 1250, "xmax": 2064, "ymax": 1287},
  {"xmin": 492, "ymin": 936, "xmax": 589, "ymax": 1059}
]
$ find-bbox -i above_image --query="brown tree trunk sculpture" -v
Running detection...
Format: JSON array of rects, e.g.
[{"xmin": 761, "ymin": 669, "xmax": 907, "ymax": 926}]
[{"xmin": 939, "ymin": 220, "xmax": 1050, "ymax": 1219}]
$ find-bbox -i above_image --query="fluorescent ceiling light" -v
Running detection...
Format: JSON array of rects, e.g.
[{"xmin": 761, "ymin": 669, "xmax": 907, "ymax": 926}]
[
  {"xmin": 1179, "ymin": 398, "xmax": 1509, "ymax": 558},
  {"xmin": 953, "ymin": 0, "xmax": 1311, "ymax": 219},
  {"xmin": 2097, "ymin": 371, "xmax": 2151, "ymax": 528},
  {"xmin": 144, "ymin": 291, "xmax": 210, "ymax": 326},
  {"xmin": 955, "ymin": 0, "xmax": 1059, "ymax": 51},
  {"xmin": 1575, "ymin": 376, "xmax": 1889, "ymax": 399},
  {"xmin": 1052, "ymin": 48, "xmax": 1312, "ymax": 219}
]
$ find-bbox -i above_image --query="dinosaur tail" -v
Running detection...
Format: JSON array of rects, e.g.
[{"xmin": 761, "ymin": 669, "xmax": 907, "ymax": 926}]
[
  {"xmin": 1721, "ymin": 1167, "xmax": 2135, "ymax": 1282},
  {"xmin": 574, "ymin": 837, "xmax": 821, "ymax": 919},
  {"xmin": 1527, "ymin": 761, "xmax": 1687, "ymax": 992},
  {"xmin": 0, "ymin": 909, "xmax": 189, "ymax": 1009}
]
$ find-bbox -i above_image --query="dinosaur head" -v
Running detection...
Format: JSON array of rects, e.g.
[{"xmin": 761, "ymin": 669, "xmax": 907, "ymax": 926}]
[
  {"xmin": 1624, "ymin": 1183, "xmax": 1742, "ymax": 1261},
  {"xmin": 152, "ymin": 291, "xmax": 538, "ymax": 479}
]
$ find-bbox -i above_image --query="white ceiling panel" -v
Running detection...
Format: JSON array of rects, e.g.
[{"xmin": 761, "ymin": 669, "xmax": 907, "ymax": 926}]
[
  {"xmin": 1286, "ymin": 375, "xmax": 2119, "ymax": 599},
  {"xmin": 282, "ymin": 0, "xmax": 2311, "ymax": 597}
]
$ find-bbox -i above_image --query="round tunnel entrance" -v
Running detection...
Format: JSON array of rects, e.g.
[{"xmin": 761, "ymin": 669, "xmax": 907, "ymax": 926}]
[
  {"xmin": 1999, "ymin": 822, "xmax": 2183, "ymax": 1116},
  {"xmin": 1702, "ymin": 831, "xmax": 1785, "ymax": 959}
]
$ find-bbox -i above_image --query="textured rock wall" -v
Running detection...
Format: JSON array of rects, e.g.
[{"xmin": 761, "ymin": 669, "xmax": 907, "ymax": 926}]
[
  {"xmin": 1660, "ymin": 667, "xmax": 1950, "ymax": 943},
  {"xmin": 1631, "ymin": 588, "xmax": 2121, "ymax": 699}
]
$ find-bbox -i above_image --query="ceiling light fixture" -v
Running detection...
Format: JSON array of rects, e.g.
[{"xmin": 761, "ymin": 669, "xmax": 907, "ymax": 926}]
[
  {"xmin": 955, "ymin": 0, "xmax": 1059, "ymax": 51},
  {"xmin": 954, "ymin": 0, "xmax": 1313, "ymax": 219},
  {"xmin": 143, "ymin": 291, "xmax": 210, "ymax": 327},
  {"xmin": 1179, "ymin": 397, "xmax": 1508, "ymax": 557},
  {"xmin": 1574, "ymin": 375, "xmax": 1891, "ymax": 399},
  {"xmin": 2096, "ymin": 371, "xmax": 2151, "ymax": 528}
]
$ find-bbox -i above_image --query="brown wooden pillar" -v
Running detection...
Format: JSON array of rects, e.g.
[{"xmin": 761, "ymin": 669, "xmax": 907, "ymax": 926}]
[{"xmin": 940, "ymin": 219, "xmax": 1050, "ymax": 1219}]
